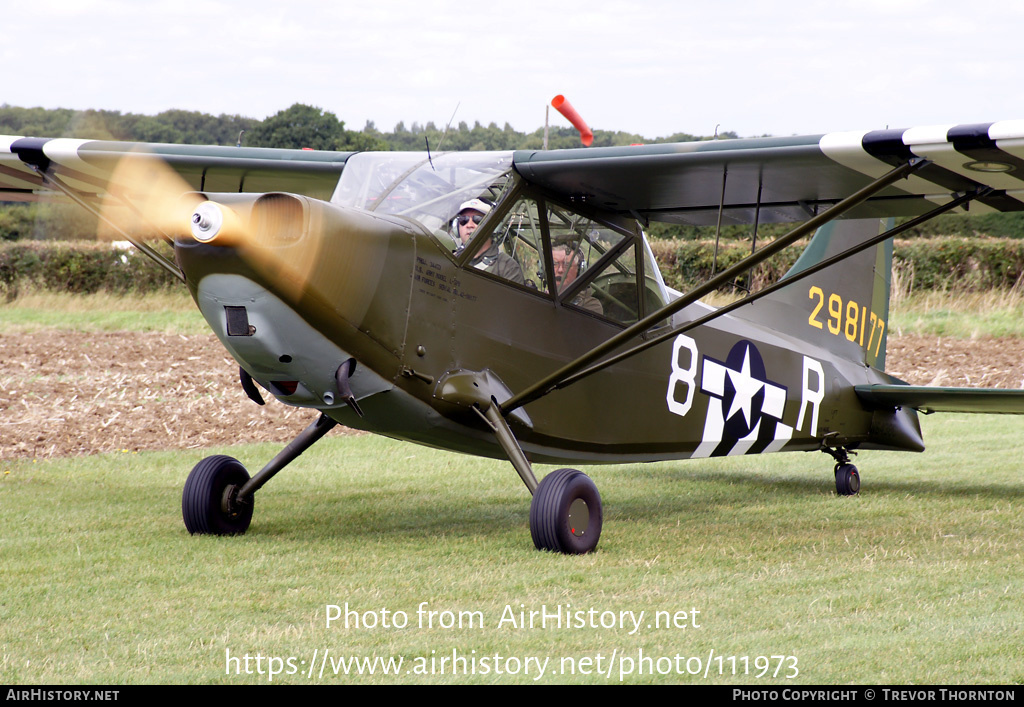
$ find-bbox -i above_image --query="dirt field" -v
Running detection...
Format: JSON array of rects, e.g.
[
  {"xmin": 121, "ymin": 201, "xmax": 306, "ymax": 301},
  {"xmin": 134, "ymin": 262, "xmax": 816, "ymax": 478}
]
[
  {"xmin": 2, "ymin": 330, "xmax": 1023, "ymax": 460},
  {"xmin": 0, "ymin": 331, "xmax": 329, "ymax": 460}
]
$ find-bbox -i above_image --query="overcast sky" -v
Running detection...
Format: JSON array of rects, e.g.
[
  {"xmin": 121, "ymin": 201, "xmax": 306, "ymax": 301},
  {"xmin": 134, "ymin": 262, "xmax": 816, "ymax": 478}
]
[{"xmin": 6, "ymin": 0, "xmax": 1024, "ymax": 140}]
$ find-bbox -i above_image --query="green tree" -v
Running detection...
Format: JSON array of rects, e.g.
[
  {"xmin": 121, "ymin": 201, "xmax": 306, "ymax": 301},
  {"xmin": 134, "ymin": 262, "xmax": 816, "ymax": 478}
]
[
  {"xmin": 247, "ymin": 104, "xmax": 346, "ymax": 150},
  {"xmin": 337, "ymin": 131, "xmax": 390, "ymax": 151}
]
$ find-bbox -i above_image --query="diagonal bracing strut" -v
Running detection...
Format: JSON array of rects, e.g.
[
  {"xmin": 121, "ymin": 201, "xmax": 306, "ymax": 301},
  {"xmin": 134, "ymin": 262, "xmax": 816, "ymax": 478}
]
[
  {"xmin": 500, "ymin": 158, "xmax": 929, "ymax": 416},
  {"xmin": 29, "ymin": 166, "xmax": 186, "ymax": 283},
  {"xmin": 544, "ymin": 186, "xmax": 993, "ymax": 393}
]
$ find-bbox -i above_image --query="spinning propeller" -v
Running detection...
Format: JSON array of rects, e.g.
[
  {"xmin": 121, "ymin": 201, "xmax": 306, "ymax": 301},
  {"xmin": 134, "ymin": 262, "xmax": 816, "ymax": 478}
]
[{"xmin": 97, "ymin": 149, "xmax": 326, "ymax": 300}]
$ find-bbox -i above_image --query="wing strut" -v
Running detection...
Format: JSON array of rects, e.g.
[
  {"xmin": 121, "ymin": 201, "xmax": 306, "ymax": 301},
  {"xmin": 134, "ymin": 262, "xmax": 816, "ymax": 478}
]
[
  {"xmin": 500, "ymin": 158, "xmax": 928, "ymax": 416},
  {"xmin": 544, "ymin": 186, "xmax": 992, "ymax": 392},
  {"xmin": 711, "ymin": 166, "xmax": 728, "ymax": 276},
  {"xmin": 27, "ymin": 166, "xmax": 186, "ymax": 284}
]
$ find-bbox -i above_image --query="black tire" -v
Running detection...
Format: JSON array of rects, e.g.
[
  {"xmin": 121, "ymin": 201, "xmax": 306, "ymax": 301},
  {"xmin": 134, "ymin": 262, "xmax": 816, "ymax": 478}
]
[
  {"xmin": 835, "ymin": 463, "xmax": 860, "ymax": 496},
  {"xmin": 530, "ymin": 468, "xmax": 602, "ymax": 554},
  {"xmin": 182, "ymin": 455, "xmax": 254, "ymax": 535}
]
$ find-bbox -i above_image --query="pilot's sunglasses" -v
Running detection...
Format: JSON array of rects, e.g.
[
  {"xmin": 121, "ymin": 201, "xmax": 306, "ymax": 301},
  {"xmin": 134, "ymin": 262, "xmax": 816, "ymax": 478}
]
[{"xmin": 458, "ymin": 214, "xmax": 485, "ymax": 226}]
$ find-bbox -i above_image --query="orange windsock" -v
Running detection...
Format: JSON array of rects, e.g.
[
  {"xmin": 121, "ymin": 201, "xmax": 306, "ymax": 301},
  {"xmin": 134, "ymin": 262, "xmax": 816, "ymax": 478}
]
[{"xmin": 551, "ymin": 95, "xmax": 594, "ymax": 147}]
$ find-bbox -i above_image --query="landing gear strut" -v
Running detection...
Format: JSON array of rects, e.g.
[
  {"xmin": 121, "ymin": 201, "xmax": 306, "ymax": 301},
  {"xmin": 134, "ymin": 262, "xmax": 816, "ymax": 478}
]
[
  {"xmin": 821, "ymin": 444, "xmax": 860, "ymax": 496},
  {"xmin": 182, "ymin": 413, "xmax": 337, "ymax": 535},
  {"xmin": 476, "ymin": 402, "xmax": 603, "ymax": 554}
]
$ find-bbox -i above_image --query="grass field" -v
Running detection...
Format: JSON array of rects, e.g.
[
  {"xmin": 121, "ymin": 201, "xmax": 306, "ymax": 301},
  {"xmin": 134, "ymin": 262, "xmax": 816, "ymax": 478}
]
[
  {"xmin": 0, "ymin": 290, "xmax": 207, "ymax": 334},
  {"xmin": 3, "ymin": 291, "xmax": 1024, "ymax": 684},
  {"xmin": 3, "ymin": 416, "xmax": 1024, "ymax": 684},
  {"xmin": 7, "ymin": 287, "xmax": 1024, "ymax": 338},
  {"xmin": 890, "ymin": 290, "xmax": 1024, "ymax": 339}
]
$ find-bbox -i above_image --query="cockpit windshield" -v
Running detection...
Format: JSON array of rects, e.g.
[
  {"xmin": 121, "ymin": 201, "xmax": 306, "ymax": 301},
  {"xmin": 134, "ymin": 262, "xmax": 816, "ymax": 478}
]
[{"xmin": 331, "ymin": 151, "xmax": 514, "ymax": 234}]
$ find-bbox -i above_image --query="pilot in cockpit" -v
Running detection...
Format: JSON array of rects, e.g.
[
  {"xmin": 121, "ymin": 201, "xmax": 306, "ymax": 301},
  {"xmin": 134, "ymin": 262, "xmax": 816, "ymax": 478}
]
[{"xmin": 453, "ymin": 198, "xmax": 525, "ymax": 285}]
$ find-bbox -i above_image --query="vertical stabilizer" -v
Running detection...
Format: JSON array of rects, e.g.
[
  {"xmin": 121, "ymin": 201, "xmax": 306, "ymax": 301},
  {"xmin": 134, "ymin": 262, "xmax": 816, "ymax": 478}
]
[{"xmin": 732, "ymin": 218, "xmax": 892, "ymax": 369}]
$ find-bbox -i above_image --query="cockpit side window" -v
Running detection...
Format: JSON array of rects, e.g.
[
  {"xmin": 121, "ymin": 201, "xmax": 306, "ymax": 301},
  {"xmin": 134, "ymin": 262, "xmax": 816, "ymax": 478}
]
[
  {"xmin": 476, "ymin": 197, "xmax": 547, "ymax": 291},
  {"xmin": 541, "ymin": 203, "xmax": 638, "ymax": 323},
  {"xmin": 544, "ymin": 201, "xmax": 671, "ymax": 325},
  {"xmin": 454, "ymin": 199, "xmax": 530, "ymax": 287},
  {"xmin": 451, "ymin": 188, "xmax": 672, "ymax": 322}
]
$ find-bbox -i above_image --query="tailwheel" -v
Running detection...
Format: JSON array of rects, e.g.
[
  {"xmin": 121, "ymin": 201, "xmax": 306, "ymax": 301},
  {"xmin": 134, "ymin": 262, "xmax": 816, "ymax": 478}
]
[
  {"xmin": 834, "ymin": 463, "xmax": 860, "ymax": 496},
  {"xmin": 529, "ymin": 468, "xmax": 603, "ymax": 554},
  {"xmin": 182, "ymin": 455, "xmax": 254, "ymax": 535}
]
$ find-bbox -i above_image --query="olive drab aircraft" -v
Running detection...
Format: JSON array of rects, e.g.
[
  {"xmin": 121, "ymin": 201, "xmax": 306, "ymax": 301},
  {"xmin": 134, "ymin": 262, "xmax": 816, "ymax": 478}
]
[{"xmin": 6, "ymin": 112, "xmax": 1024, "ymax": 555}]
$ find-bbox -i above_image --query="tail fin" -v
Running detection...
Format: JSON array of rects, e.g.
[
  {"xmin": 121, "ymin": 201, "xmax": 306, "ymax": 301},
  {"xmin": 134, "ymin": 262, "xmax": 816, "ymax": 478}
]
[{"xmin": 733, "ymin": 218, "xmax": 892, "ymax": 369}]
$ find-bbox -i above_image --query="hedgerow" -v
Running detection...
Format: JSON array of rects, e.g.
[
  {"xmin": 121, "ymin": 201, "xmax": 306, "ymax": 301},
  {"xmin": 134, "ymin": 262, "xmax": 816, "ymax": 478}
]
[
  {"xmin": 0, "ymin": 241, "xmax": 180, "ymax": 300},
  {"xmin": 651, "ymin": 237, "xmax": 1024, "ymax": 293},
  {"xmin": 4, "ymin": 237, "xmax": 1024, "ymax": 301}
]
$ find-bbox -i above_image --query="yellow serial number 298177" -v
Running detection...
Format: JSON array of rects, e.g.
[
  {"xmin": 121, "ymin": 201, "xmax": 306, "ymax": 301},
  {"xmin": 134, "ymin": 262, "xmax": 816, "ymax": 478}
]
[{"xmin": 807, "ymin": 286, "xmax": 885, "ymax": 359}]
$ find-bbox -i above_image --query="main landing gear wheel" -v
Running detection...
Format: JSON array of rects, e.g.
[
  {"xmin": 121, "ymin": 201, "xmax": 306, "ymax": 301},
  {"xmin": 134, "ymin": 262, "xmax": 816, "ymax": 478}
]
[
  {"xmin": 834, "ymin": 463, "xmax": 860, "ymax": 496},
  {"xmin": 529, "ymin": 468, "xmax": 603, "ymax": 554},
  {"xmin": 182, "ymin": 455, "xmax": 254, "ymax": 535}
]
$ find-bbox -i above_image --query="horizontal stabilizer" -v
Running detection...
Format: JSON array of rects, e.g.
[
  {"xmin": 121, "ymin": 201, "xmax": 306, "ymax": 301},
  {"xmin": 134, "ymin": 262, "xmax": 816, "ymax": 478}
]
[{"xmin": 856, "ymin": 384, "xmax": 1024, "ymax": 414}]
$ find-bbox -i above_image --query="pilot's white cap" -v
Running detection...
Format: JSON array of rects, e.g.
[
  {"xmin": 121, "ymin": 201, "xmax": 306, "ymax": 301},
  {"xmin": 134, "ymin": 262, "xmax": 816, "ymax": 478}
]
[{"xmin": 458, "ymin": 198, "xmax": 492, "ymax": 215}]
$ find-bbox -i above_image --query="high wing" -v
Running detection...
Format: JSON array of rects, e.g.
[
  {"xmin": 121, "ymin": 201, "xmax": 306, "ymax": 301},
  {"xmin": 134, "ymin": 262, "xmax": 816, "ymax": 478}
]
[
  {"xmin": 512, "ymin": 121, "xmax": 1024, "ymax": 225},
  {"xmin": 6, "ymin": 122, "xmax": 1024, "ymax": 224},
  {"xmin": 0, "ymin": 136, "xmax": 353, "ymax": 203}
]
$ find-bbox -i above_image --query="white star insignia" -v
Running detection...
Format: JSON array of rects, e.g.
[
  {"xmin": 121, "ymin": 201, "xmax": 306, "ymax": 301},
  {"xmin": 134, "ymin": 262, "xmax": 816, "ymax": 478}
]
[{"xmin": 725, "ymin": 345, "xmax": 764, "ymax": 427}]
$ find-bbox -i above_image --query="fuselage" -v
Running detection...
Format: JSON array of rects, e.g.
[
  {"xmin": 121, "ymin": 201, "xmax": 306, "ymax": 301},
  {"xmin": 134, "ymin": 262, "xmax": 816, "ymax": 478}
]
[{"xmin": 174, "ymin": 151, "xmax": 923, "ymax": 466}]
